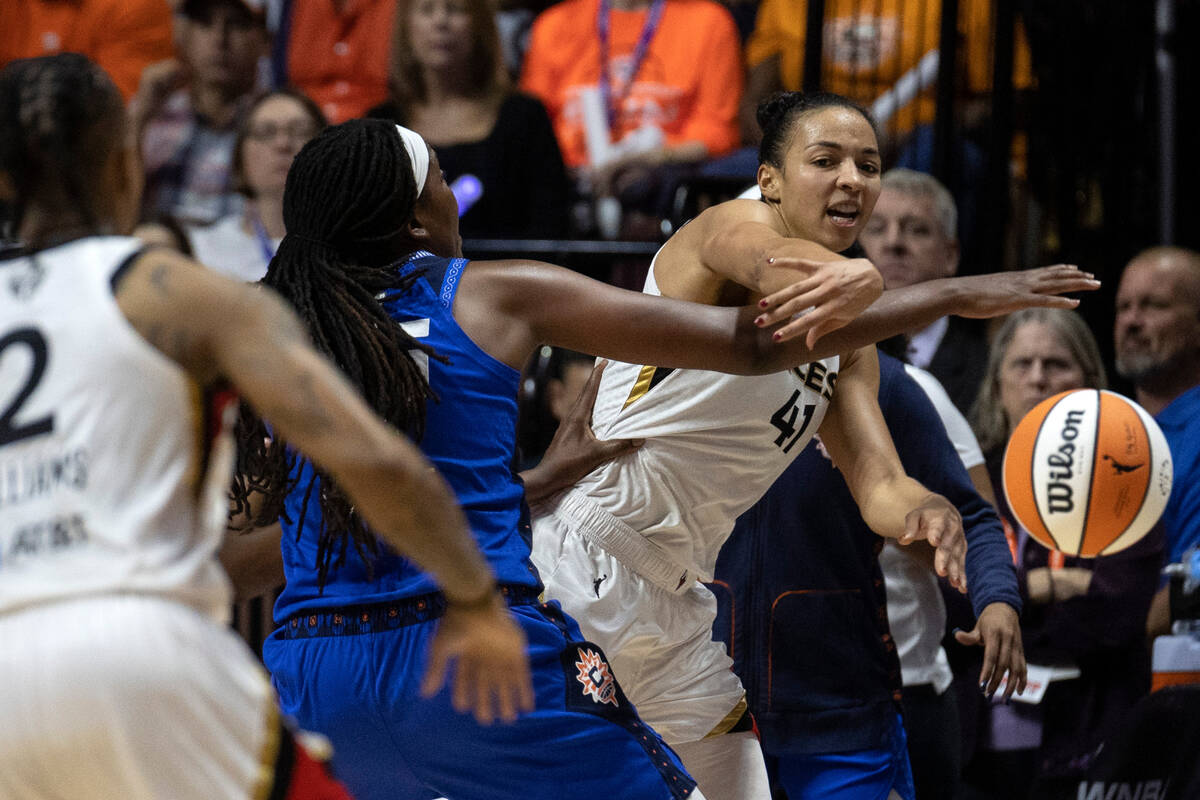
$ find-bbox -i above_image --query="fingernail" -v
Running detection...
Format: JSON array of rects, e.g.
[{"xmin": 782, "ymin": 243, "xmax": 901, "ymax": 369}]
[
  {"xmin": 755, "ymin": 316, "xmax": 765, "ymax": 326},
  {"xmin": 759, "ymin": 298, "xmax": 769, "ymax": 308},
  {"xmin": 979, "ymin": 681, "xmax": 988, "ymax": 693},
  {"xmin": 767, "ymin": 257, "xmax": 775, "ymax": 264},
  {"xmin": 773, "ymin": 331, "xmax": 782, "ymax": 341},
  {"xmin": 951, "ymin": 627, "xmax": 964, "ymax": 636}
]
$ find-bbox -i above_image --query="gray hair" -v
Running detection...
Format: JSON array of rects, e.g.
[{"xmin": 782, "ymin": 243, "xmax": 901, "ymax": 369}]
[
  {"xmin": 880, "ymin": 168, "xmax": 958, "ymax": 241},
  {"xmin": 969, "ymin": 308, "xmax": 1108, "ymax": 454}
]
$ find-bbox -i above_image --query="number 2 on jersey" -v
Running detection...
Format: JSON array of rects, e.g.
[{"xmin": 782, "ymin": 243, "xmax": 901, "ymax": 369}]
[
  {"xmin": 0, "ymin": 327, "xmax": 54, "ymax": 446},
  {"xmin": 771, "ymin": 389, "xmax": 815, "ymax": 454}
]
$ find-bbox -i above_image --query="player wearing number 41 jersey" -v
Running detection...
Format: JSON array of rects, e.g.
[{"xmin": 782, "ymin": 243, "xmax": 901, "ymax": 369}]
[
  {"xmin": 0, "ymin": 53, "xmax": 534, "ymax": 800},
  {"xmin": 531, "ymin": 91, "xmax": 1101, "ymax": 800}
]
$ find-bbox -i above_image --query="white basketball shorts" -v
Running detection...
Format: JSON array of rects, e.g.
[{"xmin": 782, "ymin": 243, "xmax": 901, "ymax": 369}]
[
  {"xmin": 0, "ymin": 594, "xmax": 279, "ymax": 800},
  {"xmin": 532, "ymin": 490, "xmax": 748, "ymax": 745}
]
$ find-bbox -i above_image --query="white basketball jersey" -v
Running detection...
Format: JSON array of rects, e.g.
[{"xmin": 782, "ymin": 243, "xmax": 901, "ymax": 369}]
[
  {"xmin": 0, "ymin": 237, "xmax": 234, "ymax": 619},
  {"xmin": 574, "ymin": 255, "xmax": 839, "ymax": 580}
]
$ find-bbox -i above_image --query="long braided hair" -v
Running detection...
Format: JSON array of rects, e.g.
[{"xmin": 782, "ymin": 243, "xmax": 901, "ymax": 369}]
[
  {"xmin": 231, "ymin": 119, "xmax": 437, "ymax": 586},
  {"xmin": 0, "ymin": 53, "xmax": 125, "ymax": 245}
]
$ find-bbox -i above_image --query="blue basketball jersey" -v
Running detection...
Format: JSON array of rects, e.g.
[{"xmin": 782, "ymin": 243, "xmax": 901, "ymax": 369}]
[{"xmin": 275, "ymin": 252, "xmax": 540, "ymax": 620}]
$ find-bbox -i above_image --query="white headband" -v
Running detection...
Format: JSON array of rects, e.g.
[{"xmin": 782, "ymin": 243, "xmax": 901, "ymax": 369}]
[{"xmin": 394, "ymin": 124, "xmax": 430, "ymax": 197}]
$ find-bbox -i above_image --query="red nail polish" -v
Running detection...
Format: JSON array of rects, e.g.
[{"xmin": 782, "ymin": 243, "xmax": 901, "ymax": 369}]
[
  {"xmin": 773, "ymin": 331, "xmax": 782, "ymax": 341},
  {"xmin": 758, "ymin": 298, "xmax": 769, "ymax": 308}
]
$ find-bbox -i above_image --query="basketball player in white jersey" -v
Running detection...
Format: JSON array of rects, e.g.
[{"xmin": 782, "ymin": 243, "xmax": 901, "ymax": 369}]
[
  {"xmin": 0, "ymin": 53, "xmax": 533, "ymax": 799},
  {"xmin": 530, "ymin": 92, "xmax": 1100, "ymax": 799}
]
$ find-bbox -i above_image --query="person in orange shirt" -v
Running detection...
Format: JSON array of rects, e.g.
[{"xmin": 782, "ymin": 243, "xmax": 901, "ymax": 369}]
[
  {"xmin": 0, "ymin": 0, "xmax": 174, "ymax": 101},
  {"xmin": 520, "ymin": 0, "xmax": 742, "ymax": 230},
  {"xmin": 275, "ymin": 0, "xmax": 397, "ymax": 124}
]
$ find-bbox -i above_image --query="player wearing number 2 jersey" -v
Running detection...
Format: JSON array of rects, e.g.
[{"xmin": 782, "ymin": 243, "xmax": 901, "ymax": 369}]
[
  {"xmin": 530, "ymin": 92, "xmax": 1100, "ymax": 800},
  {"xmin": 0, "ymin": 53, "xmax": 533, "ymax": 800}
]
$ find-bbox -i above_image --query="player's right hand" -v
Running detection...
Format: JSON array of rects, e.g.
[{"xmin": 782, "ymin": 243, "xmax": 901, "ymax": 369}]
[
  {"xmin": 754, "ymin": 257, "xmax": 883, "ymax": 348},
  {"xmin": 900, "ymin": 493, "xmax": 967, "ymax": 594},
  {"xmin": 421, "ymin": 592, "xmax": 535, "ymax": 725}
]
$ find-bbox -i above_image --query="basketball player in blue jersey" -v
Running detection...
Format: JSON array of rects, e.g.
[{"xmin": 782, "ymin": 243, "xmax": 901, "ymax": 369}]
[
  {"xmin": 0, "ymin": 54, "xmax": 530, "ymax": 800},
  {"xmin": 227, "ymin": 114, "xmax": 1100, "ymax": 800}
]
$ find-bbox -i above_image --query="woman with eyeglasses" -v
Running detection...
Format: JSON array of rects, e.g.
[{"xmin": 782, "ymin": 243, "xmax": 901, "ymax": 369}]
[{"xmin": 186, "ymin": 89, "xmax": 328, "ymax": 281}]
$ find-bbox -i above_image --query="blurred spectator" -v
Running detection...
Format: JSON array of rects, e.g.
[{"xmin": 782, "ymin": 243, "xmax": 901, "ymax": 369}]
[
  {"xmin": 520, "ymin": 0, "xmax": 742, "ymax": 234},
  {"xmin": 858, "ymin": 168, "xmax": 989, "ymax": 415},
  {"xmin": 712, "ymin": 350, "xmax": 1021, "ymax": 800},
  {"xmin": 369, "ymin": 0, "xmax": 569, "ymax": 239},
  {"xmin": 739, "ymin": 0, "xmax": 1031, "ymax": 150},
  {"xmin": 1112, "ymin": 247, "xmax": 1200, "ymax": 638},
  {"xmin": 189, "ymin": 88, "xmax": 326, "ymax": 280},
  {"xmin": 271, "ymin": 0, "xmax": 395, "ymax": 124},
  {"xmin": 961, "ymin": 308, "xmax": 1163, "ymax": 799},
  {"xmin": 132, "ymin": 0, "xmax": 268, "ymax": 225},
  {"xmin": 1, "ymin": 0, "xmax": 174, "ymax": 101}
]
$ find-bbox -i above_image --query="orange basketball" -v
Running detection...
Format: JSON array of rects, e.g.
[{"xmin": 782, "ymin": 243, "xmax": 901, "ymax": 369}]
[{"xmin": 1002, "ymin": 389, "xmax": 1173, "ymax": 557}]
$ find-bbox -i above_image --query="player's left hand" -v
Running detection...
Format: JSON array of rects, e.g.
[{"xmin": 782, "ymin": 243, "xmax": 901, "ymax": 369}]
[
  {"xmin": 422, "ymin": 592, "xmax": 535, "ymax": 725},
  {"xmin": 521, "ymin": 360, "xmax": 642, "ymax": 505},
  {"xmin": 955, "ymin": 602, "xmax": 1027, "ymax": 701},
  {"xmin": 899, "ymin": 493, "xmax": 967, "ymax": 593}
]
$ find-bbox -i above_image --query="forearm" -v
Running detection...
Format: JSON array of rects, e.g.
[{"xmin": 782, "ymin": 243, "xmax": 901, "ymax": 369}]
[
  {"xmin": 962, "ymin": 507, "xmax": 1022, "ymax": 617},
  {"xmin": 854, "ymin": 474, "xmax": 935, "ymax": 540},
  {"xmin": 219, "ymin": 522, "xmax": 285, "ymax": 602},
  {"xmin": 800, "ymin": 278, "xmax": 961, "ymax": 354}
]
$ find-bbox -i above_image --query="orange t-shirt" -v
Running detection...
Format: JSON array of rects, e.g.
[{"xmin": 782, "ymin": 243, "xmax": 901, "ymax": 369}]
[
  {"xmin": 744, "ymin": 0, "xmax": 1032, "ymax": 140},
  {"xmin": 520, "ymin": 0, "xmax": 742, "ymax": 168},
  {"xmin": 285, "ymin": 0, "xmax": 396, "ymax": 124},
  {"xmin": 0, "ymin": 0, "xmax": 174, "ymax": 100}
]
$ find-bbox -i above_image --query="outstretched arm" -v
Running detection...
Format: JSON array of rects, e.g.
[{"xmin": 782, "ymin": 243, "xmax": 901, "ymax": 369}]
[
  {"xmin": 817, "ymin": 347, "xmax": 967, "ymax": 592},
  {"xmin": 759, "ymin": 264, "xmax": 1101, "ymax": 346},
  {"xmin": 115, "ymin": 249, "xmax": 534, "ymax": 724}
]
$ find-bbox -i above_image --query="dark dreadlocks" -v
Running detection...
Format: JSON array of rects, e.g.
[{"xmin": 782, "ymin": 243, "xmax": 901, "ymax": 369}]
[
  {"xmin": 231, "ymin": 118, "xmax": 438, "ymax": 587},
  {"xmin": 0, "ymin": 53, "xmax": 125, "ymax": 245}
]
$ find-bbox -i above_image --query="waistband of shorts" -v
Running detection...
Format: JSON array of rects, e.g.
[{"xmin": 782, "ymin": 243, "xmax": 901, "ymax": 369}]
[
  {"xmin": 277, "ymin": 584, "xmax": 542, "ymax": 639},
  {"xmin": 547, "ymin": 489, "xmax": 695, "ymax": 595}
]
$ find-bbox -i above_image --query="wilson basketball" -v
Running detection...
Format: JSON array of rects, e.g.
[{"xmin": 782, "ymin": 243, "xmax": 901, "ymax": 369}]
[{"xmin": 1002, "ymin": 389, "xmax": 1173, "ymax": 557}]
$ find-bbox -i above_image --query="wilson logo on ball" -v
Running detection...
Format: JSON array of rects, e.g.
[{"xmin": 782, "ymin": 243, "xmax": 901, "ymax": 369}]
[{"xmin": 1003, "ymin": 390, "xmax": 1172, "ymax": 557}]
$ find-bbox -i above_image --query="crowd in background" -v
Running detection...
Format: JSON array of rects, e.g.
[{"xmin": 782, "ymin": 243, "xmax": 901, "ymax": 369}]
[{"xmin": 3, "ymin": 1, "xmax": 1199, "ymax": 798}]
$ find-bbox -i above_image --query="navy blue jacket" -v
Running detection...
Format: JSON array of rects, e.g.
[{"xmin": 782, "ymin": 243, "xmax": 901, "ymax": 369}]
[{"xmin": 710, "ymin": 351, "xmax": 1020, "ymax": 755}]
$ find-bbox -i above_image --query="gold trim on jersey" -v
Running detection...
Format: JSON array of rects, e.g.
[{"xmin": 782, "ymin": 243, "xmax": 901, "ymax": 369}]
[
  {"xmin": 622, "ymin": 364, "xmax": 659, "ymax": 410},
  {"xmin": 704, "ymin": 696, "xmax": 749, "ymax": 738},
  {"xmin": 250, "ymin": 673, "xmax": 282, "ymax": 800},
  {"xmin": 186, "ymin": 379, "xmax": 205, "ymax": 499}
]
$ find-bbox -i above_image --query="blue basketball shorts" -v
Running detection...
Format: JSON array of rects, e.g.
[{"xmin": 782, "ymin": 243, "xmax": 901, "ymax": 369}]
[
  {"xmin": 263, "ymin": 591, "xmax": 698, "ymax": 800},
  {"xmin": 770, "ymin": 713, "xmax": 916, "ymax": 800}
]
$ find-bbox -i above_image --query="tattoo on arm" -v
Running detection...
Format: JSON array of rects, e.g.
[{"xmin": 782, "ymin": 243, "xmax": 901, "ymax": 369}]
[{"xmin": 149, "ymin": 263, "xmax": 170, "ymax": 295}]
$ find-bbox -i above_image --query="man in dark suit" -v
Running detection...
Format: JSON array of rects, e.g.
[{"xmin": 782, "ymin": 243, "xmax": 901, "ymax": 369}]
[{"xmin": 858, "ymin": 168, "xmax": 989, "ymax": 415}]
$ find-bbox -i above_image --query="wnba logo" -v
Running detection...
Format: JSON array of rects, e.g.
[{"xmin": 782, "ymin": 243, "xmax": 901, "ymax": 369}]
[{"xmin": 1045, "ymin": 409, "xmax": 1085, "ymax": 514}]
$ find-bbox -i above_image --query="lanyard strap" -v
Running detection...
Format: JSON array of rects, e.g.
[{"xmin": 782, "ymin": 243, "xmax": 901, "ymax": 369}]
[
  {"xmin": 596, "ymin": 0, "xmax": 666, "ymax": 129},
  {"xmin": 248, "ymin": 209, "xmax": 278, "ymax": 266}
]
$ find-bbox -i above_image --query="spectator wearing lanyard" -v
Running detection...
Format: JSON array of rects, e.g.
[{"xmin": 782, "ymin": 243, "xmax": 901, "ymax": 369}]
[
  {"xmin": 520, "ymin": 0, "xmax": 742, "ymax": 231},
  {"xmin": 959, "ymin": 308, "xmax": 1163, "ymax": 799},
  {"xmin": 188, "ymin": 89, "xmax": 327, "ymax": 281}
]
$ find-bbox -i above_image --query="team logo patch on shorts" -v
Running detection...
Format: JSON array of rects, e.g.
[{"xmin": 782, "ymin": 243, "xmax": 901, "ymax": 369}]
[{"xmin": 574, "ymin": 646, "xmax": 619, "ymax": 707}]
